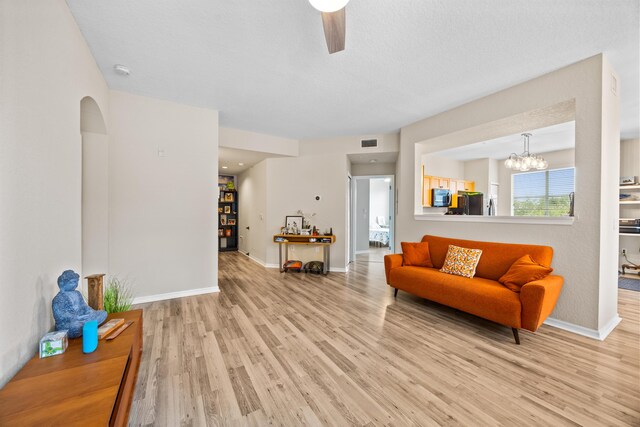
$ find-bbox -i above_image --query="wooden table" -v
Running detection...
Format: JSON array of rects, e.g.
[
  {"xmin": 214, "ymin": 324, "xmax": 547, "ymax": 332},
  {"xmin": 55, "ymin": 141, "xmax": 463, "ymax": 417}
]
[
  {"xmin": 273, "ymin": 234, "xmax": 336, "ymax": 274},
  {"xmin": 0, "ymin": 309, "xmax": 143, "ymax": 426}
]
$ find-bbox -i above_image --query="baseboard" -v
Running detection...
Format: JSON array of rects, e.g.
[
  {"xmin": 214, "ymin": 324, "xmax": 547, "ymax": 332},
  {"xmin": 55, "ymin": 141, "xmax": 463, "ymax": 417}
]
[
  {"xmin": 239, "ymin": 251, "xmax": 269, "ymax": 268},
  {"xmin": 543, "ymin": 314, "xmax": 622, "ymax": 340},
  {"xmin": 133, "ymin": 286, "xmax": 219, "ymax": 305}
]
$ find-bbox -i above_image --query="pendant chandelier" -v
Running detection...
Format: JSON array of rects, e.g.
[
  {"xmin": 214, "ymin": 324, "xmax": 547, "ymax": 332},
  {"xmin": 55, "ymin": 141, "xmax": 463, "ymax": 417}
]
[{"xmin": 504, "ymin": 133, "xmax": 548, "ymax": 171}]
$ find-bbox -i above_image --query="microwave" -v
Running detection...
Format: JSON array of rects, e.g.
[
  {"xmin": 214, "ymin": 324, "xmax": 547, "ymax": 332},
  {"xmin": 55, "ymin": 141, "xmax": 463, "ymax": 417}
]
[{"xmin": 432, "ymin": 188, "xmax": 452, "ymax": 207}]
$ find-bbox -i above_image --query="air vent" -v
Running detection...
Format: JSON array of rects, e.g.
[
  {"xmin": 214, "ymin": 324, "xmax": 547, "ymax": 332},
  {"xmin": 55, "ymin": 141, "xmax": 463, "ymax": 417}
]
[{"xmin": 361, "ymin": 139, "xmax": 378, "ymax": 148}]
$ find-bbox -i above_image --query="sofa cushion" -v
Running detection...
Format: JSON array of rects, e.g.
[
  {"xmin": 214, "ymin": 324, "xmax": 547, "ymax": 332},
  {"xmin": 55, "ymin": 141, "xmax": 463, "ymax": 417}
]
[
  {"xmin": 389, "ymin": 266, "xmax": 522, "ymax": 328},
  {"xmin": 499, "ymin": 254, "xmax": 553, "ymax": 292},
  {"xmin": 421, "ymin": 235, "xmax": 553, "ymax": 281},
  {"xmin": 440, "ymin": 245, "xmax": 482, "ymax": 278},
  {"xmin": 401, "ymin": 242, "xmax": 434, "ymax": 268}
]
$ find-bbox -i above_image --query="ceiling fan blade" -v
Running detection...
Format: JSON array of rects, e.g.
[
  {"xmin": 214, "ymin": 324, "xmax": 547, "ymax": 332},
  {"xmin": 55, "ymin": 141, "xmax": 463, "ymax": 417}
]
[{"xmin": 321, "ymin": 8, "xmax": 346, "ymax": 54}]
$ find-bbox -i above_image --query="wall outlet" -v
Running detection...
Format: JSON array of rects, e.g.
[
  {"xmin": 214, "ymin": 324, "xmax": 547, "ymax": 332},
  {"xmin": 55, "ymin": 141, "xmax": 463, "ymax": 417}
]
[{"xmin": 621, "ymin": 248, "xmax": 627, "ymax": 256}]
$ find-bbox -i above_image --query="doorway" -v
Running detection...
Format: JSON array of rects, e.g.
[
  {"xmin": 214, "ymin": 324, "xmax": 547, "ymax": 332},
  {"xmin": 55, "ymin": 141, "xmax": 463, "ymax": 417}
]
[
  {"xmin": 80, "ymin": 96, "xmax": 108, "ymax": 282},
  {"xmin": 350, "ymin": 175, "xmax": 395, "ymax": 263}
]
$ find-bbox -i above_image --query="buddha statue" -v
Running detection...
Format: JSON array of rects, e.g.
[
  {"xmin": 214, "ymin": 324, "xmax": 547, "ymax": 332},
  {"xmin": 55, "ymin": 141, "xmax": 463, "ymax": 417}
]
[{"xmin": 52, "ymin": 270, "xmax": 107, "ymax": 338}]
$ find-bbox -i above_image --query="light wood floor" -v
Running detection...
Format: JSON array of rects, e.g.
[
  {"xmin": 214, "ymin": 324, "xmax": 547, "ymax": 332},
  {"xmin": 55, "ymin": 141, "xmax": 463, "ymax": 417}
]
[
  {"xmin": 129, "ymin": 252, "xmax": 640, "ymax": 426},
  {"xmin": 356, "ymin": 246, "xmax": 392, "ymax": 263}
]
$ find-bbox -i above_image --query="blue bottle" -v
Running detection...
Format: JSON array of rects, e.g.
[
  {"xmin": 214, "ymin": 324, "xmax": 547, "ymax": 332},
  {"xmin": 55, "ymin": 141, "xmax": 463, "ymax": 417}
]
[{"xmin": 82, "ymin": 320, "xmax": 98, "ymax": 354}]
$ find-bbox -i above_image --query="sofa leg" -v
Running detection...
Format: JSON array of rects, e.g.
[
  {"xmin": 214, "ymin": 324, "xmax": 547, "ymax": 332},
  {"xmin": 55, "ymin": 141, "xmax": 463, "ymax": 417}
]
[
  {"xmin": 512, "ymin": 328, "xmax": 520, "ymax": 345},
  {"xmin": 394, "ymin": 288, "xmax": 398, "ymax": 298}
]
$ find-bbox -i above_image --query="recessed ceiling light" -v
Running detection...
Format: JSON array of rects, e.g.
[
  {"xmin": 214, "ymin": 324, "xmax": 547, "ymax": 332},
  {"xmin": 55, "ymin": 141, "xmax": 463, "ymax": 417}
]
[
  {"xmin": 113, "ymin": 64, "xmax": 130, "ymax": 76},
  {"xmin": 369, "ymin": 159, "xmax": 377, "ymax": 163},
  {"xmin": 238, "ymin": 162, "xmax": 244, "ymax": 166},
  {"xmin": 221, "ymin": 166, "xmax": 228, "ymax": 169}
]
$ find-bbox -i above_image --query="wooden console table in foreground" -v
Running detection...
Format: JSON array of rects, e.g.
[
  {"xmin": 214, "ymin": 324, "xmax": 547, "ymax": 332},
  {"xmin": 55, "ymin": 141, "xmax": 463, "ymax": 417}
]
[
  {"xmin": 0, "ymin": 309, "xmax": 143, "ymax": 427},
  {"xmin": 273, "ymin": 234, "xmax": 336, "ymax": 274}
]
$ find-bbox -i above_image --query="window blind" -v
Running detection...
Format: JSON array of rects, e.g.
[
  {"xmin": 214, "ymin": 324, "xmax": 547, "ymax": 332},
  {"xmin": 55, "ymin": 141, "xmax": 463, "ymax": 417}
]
[{"xmin": 512, "ymin": 167, "xmax": 575, "ymax": 216}]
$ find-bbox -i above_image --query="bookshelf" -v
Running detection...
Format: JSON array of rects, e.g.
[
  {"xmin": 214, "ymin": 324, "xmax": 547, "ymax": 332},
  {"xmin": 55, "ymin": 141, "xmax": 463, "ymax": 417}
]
[
  {"xmin": 219, "ymin": 189, "xmax": 238, "ymax": 251},
  {"xmin": 219, "ymin": 176, "xmax": 238, "ymax": 252}
]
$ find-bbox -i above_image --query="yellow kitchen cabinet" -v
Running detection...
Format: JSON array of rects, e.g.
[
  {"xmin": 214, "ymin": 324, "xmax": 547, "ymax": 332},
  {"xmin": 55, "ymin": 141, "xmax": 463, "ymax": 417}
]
[
  {"xmin": 450, "ymin": 180, "xmax": 475, "ymax": 208},
  {"xmin": 422, "ymin": 172, "xmax": 475, "ymax": 207},
  {"xmin": 456, "ymin": 180, "xmax": 475, "ymax": 192},
  {"xmin": 422, "ymin": 174, "xmax": 452, "ymax": 206}
]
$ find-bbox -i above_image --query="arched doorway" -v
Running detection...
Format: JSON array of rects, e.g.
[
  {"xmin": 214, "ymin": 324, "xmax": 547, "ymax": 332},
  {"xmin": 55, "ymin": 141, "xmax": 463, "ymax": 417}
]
[{"xmin": 80, "ymin": 96, "xmax": 108, "ymax": 279}]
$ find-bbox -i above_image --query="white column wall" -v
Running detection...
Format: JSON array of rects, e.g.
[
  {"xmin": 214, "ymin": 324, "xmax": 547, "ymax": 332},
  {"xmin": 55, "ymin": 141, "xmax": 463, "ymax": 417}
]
[{"xmin": 396, "ymin": 55, "xmax": 620, "ymax": 335}]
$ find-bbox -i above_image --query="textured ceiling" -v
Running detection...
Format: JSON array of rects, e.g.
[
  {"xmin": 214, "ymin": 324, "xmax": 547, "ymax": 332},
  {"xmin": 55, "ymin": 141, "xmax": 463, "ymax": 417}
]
[
  {"xmin": 434, "ymin": 121, "xmax": 575, "ymax": 161},
  {"xmin": 66, "ymin": 0, "xmax": 639, "ymax": 140},
  {"xmin": 219, "ymin": 147, "xmax": 286, "ymax": 175}
]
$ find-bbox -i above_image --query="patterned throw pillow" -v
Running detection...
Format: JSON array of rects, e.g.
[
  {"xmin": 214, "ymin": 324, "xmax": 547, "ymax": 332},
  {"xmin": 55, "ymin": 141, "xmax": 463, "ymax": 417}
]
[{"xmin": 440, "ymin": 245, "xmax": 483, "ymax": 278}]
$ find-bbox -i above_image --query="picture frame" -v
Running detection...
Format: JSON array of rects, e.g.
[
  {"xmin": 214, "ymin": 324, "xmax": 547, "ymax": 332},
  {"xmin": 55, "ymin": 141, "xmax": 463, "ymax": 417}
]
[
  {"xmin": 218, "ymin": 207, "xmax": 223, "ymax": 214},
  {"xmin": 225, "ymin": 229, "xmax": 232, "ymax": 237},
  {"xmin": 285, "ymin": 216, "xmax": 303, "ymax": 233},
  {"xmin": 228, "ymin": 219, "xmax": 236, "ymax": 225},
  {"xmin": 218, "ymin": 229, "xmax": 224, "ymax": 237},
  {"xmin": 224, "ymin": 206, "xmax": 231, "ymax": 214},
  {"xmin": 220, "ymin": 215, "xmax": 227, "ymax": 225},
  {"xmin": 224, "ymin": 193, "xmax": 234, "ymax": 202}
]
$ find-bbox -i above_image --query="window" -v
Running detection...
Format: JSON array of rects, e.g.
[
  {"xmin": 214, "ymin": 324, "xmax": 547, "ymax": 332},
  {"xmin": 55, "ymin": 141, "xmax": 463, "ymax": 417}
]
[{"xmin": 512, "ymin": 167, "xmax": 575, "ymax": 217}]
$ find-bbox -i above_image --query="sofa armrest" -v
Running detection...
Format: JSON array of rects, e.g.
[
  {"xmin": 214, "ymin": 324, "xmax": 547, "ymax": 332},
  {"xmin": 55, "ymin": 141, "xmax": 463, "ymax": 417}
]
[
  {"xmin": 520, "ymin": 275, "xmax": 564, "ymax": 332},
  {"xmin": 384, "ymin": 254, "xmax": 403, "ymax": 284}
]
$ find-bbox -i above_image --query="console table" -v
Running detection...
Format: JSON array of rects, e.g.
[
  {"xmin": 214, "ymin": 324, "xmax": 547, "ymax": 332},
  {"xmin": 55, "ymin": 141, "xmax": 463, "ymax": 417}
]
[
  {"xmin": 273, "ymin": 234, "xmax": 336, "ymax": 274},
  {"xmin": 0, "ymin": 309, "xmax": 143, "ymax": 426}
]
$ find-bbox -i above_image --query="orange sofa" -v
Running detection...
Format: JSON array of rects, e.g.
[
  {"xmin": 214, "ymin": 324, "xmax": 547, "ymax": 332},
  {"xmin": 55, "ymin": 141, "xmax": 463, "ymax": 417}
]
[{"xmin": 384, "ymin": 235, "xmax": 564, "ymax": 344}]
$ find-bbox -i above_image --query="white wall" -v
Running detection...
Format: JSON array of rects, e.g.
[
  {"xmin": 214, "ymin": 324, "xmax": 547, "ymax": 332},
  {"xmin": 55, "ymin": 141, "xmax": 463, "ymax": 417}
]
[
  {"xmin": 597, "ymin": 57, "xmax": 621, "ymax": 330},
  {"xmin": 0, "ymin": 0, "xmax": 109, "ymax": 387},
  {"xmin": 497, "ymin": 148, "xmax": 576, "ymax": 216},
  {"xmin": 397, "ymin": 55, "xmax": 620, "ymax": 335},
  {"xmin": 82, "ymin": 131, "xmax": 109, "ymax": 278},
  {"xmin": 620, "ymin": 139, "xmax": 640, "ymax": 177},
  {"xmin": 355, "ymin": 179, "xmax": 370, "ymax": 252},
  {"xmin": 108, "ymin": 91, "xmax": 219, "ymax": 299},
  {"xmin": 370, "ymin": 179, "xmax": 390, "ymax": 228},
  {"xmin": 238, "ymin": 161, "xmax": 267, "ymax": 263},
  {"xmin": 422, "ymin": 154, "xmax": 465, "ymax": 179},
  {"xmin": 619, "ymin": 138, "xmax": 640, "ymax": 266},
  {"xmin": 351, "ymin": 162, "xmax": 396, "ymax": 176},
  {"xmin": 264, "ymin": 154, "xmax": 349, "ymax": 270}
]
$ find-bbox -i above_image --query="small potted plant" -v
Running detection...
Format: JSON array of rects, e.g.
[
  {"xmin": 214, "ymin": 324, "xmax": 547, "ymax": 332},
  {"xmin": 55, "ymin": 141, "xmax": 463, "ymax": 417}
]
[{"xmin": 103, "ymin": 276, "xmax": 134, "ymax": 314}]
